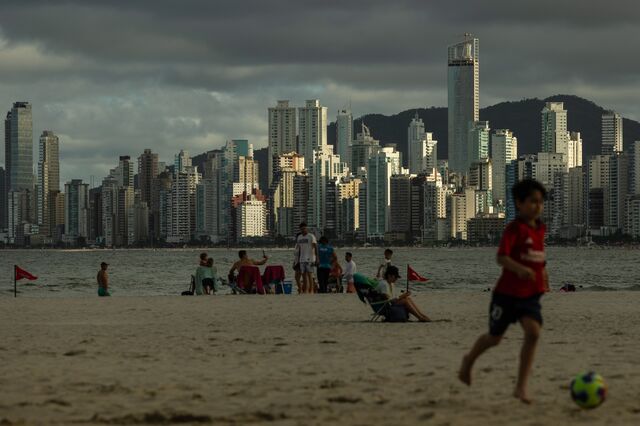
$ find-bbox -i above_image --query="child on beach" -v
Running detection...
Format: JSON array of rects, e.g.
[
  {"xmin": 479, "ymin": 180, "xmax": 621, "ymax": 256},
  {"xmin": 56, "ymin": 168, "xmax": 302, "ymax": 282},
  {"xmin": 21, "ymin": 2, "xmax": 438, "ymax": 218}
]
[
  {"xmin": 344, "ymin": 252, "xmax": 356, "ymax": 293},
  {"xmin": 458, "ymin": 179, "xmax": 549, "ymax": 404},
  {"xmin": 376, "ymin": 248, "xmax": 393, "ymax": 279}
]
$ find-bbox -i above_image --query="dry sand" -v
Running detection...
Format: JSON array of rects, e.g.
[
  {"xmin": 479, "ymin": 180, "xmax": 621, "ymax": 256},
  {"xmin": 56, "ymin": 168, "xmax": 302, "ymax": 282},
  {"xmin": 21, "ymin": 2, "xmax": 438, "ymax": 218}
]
[{"xmin": 1, "ymin": 291, "xmax": 639, "ymax": 425}]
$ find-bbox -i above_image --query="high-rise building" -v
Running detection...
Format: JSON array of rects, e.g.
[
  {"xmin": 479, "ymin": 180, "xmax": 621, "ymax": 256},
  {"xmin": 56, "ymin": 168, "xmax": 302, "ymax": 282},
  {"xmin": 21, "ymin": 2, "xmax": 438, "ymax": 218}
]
[
  {"xmin": 174, "ymin": 149, "xmax": 191, "ymax": 174},
  {"xmin": 631, "ymin": 141, "xmax": 640, "ymax": 195},
  {"xmin": 450, "ymin": 187, "xmax": 476, "ymax": 240},
  {"xmin": 448, "ymin": 35, "xmax": 479, "ymax": 173},
  {"xmin": 37, "ymin": 131, "xmax": 60, "ymax": 236},
  {"xmin": 110, "ymin": 156, "xmax": 134, "ymax": 188},
  {"xmin": 64, "ymin": 179, "xmax": 89, "ymax": 242},
  {"xmin": 389, "ymin": 174, "xmax": 412, "ymax": 240},
  {"xmin": 336, "ymin": 109, "xmax": 353, "ymax": 167},
  {"xmin": 607, "ymin": 152, "xmax": 629, "ymax": 232},
  {"xmin": 490, "ymin": 129, "xmax": 518, "ymax": 206},
  {"xmin": 235, "ymin": 195, "xmax": 267, "ymax": 239},
  {"xmin": 601, "ymin": 111, "xmax": 623, "ymax": 155},
  {"xmin": 167, "ymin": 165, "xmax": 200, "ymax": 243},
  {"xmin": 151, "ymin": 171, "xmax": 172, "ymax": 241},
  {"xmin": 233, "ymin": 156, "xmax": 259, "ymax": 197},
  {"xmin": 365, "ymin": 147, "xmax": 401, "ymax": 239},
  {"xmin": 138, "ymin": 149, "xmax": 159, "ymax": 205},
  {"xmin": 268, "ymin": 100, "xmax": 297, "ymax": 186},
  {"xmin": 541, "ymin": 102, "xmax": 568, "ymax": 155},
  {"xmin": 298, "ymin": 99, "xmax": 328, "ymax": 166},
  {"xmin": 552, "ymin": 167, "xmax": 585, "ymax": 238},
  {"xmin": 336, "ymin": 177, "xmax": 361, "ymax": 240},
  {"xmin": 587, "ymin": 155, "xmax": 610, "ymax": 231},
  {"xmin": 0, "ymin": 167, "xmax": 6, "ymax": 229},
  {"xmin": 7, "ymin": 102, "xmax": 33, "ymax": 192},
  {"xmin": 308, "ymin": 147, "xmax": 347, "ymax": 234},
  {"xmin": 533, "ymin": 152, "xmax": 566, "ymax": 188},
  {"xmin": 625, "ymin": 195, "xmax": 640, "ymax": 238},
  {"xmin": 468, "ymin": 121, "xmax": 490, "ymax": 165},
  {"xmin": 567, "ymin": 131, "xmax": 583, "ymax": 169},
  {"xmin": 408, "ymin": 114, "xmax": 438, "ymax": 175},
  {"xmin": 351, "ymin": 123, "xmax": 380, "ymax": 172},
  {"xmin": 469, "ymin": 159, "xmax": 492, "ymax": 195},
  {"xmin": 269, "ymin": 153, "xmax": 305, "ymax": 238}
]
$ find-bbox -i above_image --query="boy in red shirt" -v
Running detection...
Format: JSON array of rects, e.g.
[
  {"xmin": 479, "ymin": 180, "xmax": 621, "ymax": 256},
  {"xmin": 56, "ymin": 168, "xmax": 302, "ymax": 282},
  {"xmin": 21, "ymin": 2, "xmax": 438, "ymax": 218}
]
[{"xmin": 458, "ymin": 179, "xmax": 549, "ymax": 404}]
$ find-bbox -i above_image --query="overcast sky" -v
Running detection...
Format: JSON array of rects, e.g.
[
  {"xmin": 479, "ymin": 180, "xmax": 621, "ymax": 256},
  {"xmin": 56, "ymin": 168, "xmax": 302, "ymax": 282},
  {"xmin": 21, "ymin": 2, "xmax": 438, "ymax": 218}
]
[{"xmin": 1, "ymin": 0, "xmax": 639, "ymax": 185}]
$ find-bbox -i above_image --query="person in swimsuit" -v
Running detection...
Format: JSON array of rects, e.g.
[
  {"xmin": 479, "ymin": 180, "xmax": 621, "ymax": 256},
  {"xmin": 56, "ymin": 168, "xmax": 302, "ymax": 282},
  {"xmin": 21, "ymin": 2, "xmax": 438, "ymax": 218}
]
[{"xmin": 97, "ymin": 262, "xmax": 110, "ymax": 297}]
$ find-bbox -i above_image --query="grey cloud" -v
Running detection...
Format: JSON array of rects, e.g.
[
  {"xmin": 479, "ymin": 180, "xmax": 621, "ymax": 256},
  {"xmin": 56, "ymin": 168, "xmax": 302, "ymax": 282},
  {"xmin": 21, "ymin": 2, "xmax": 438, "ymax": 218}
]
[{"xmin": 0, "ymin": 0, "xmax": 639, "ymax": 185}]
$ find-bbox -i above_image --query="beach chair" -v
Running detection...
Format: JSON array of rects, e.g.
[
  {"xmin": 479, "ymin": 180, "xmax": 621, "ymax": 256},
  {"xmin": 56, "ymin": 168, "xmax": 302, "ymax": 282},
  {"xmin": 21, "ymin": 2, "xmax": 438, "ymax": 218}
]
[{"xmin": 353, "ymin": 273, "xmax": 390, "ymax": 322}]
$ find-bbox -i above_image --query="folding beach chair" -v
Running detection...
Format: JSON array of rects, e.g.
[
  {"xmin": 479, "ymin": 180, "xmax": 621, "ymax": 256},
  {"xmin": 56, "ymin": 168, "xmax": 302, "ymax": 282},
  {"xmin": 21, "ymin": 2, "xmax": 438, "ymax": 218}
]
[
  {"xmin": 353, "ymin": 273, "xmax": 390, "ymax": 322},
  {"xmin": 227, "ymin": 272, "xmax": 247, "ymax": 295}
]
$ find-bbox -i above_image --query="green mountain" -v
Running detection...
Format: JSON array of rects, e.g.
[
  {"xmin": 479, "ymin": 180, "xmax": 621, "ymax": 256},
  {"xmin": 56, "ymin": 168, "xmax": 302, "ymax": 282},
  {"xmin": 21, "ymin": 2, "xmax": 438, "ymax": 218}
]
[{"xmin": 328, "ymin": 95, "xmax": 640, "ymax": 166}]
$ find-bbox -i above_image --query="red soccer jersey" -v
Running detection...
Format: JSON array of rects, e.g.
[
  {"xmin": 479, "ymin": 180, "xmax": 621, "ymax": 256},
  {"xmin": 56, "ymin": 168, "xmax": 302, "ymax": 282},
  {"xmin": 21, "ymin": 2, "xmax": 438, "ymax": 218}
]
[{"xmin": 494, "ymin": 218, "xmax": 546, "ymax": 298}]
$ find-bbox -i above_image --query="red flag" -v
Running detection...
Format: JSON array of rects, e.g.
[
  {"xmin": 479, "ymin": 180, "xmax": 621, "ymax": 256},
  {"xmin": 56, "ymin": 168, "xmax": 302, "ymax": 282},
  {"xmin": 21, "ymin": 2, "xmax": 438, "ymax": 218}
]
[
  {"xmin": 15, "ymin": 266, "xmax": 38, "ymax": 281},
  {"xmin": 407, "ymin": 265, "xmax": 428, "ymax": 282}
]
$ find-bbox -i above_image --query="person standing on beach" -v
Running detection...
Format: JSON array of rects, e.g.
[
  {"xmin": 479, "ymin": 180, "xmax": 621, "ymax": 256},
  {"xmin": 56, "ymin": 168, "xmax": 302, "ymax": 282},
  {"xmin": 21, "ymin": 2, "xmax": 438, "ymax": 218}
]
[
  {"xmin": 317, "ymin": 236, "xmax": 334, "ymax": 293},
  {"xmin": 199, "ymin": 252, "xmax": 208, "ymax": 266},
  {"xmin": 343, "ymin": 252, "xmax": 357, "ymax": 293},
  {"xmin": 97, "ymin": 262, "xmax": 110, "ymax": 297},
  {"xmin": 376, "ymin": 248, "xmax": 394, "ymax": 279},
  {"xmin": 295, "ymin": 223, "xmax": 318, "ymax": 294},
  {"xmin": 458, "ymin": 179, "xmax": 549, "ymax": 404}
]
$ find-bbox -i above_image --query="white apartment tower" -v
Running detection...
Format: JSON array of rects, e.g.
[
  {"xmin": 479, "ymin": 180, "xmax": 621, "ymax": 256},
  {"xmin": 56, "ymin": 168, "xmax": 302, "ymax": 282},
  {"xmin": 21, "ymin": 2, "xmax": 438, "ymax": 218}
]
[
  {"xmin": 268, "ymin": 100, "xmax": 297, "ymax": 186},
  {"xmin": 408, "ymin": 114, "xmax": 439, "ymax": 175},
  {"xmin": 541, "ymin": 102, "xmax": 568, "ymax": 155},
  {"xmin": 298, "ymin": 99, "xmax": 328, "ymax": 167},
  {"xmin": 490, "ymin": 129, "xmax": 518, "ymax": 206},
  {"xmin": 601, "ymin": 111, "xmax": 623, "ymax": 155},
  {"xmin": 447, "ymin": 34, "xmax": 479, "ymax": 173},
  {"xmin": 567, "ymin": 131, "xmax": 583, "ymax": 169}
]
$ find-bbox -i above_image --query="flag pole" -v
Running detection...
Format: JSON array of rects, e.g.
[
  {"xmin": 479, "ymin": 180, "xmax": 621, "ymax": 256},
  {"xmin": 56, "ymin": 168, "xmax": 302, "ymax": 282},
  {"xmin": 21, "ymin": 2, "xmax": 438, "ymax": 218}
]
[
  {"xmin": 406, "ymin": 264, "xmax": 409, "ymax": 293},
  {"xmin": 14, "ymin": 265, "xmax": 17, "ymax": 298}
]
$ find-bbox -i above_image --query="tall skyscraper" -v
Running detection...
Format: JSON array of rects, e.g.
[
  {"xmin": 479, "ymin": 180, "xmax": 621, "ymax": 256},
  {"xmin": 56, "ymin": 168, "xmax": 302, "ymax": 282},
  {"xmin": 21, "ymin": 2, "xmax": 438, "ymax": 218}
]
[
  {"xmin": 336, "ymin": 109, "xmax": 353, "ymax": 166},
  {"xmin": 269, "ymin": 153, "xmax": 305, "ymax": 237},
  {"xmin": 167, "ymin": 165, "xmax": 200, "ymax": 243},
  {"xmin": 110, "ymin": 156, "xmax": 134, "ymax": 188},
  {"xmin": 268, "ymin": 100, "xmax": 297, "ymax": 186},
  {"xmin": 490, "ymin": 129, "xmax": 518, "ymax": 206},
  {"xmin": 174, "ymin": 149, "xmax": 191, "ymax": 174},
  {"xmin": 298, "ymin": 99, "xmax": 328, "ymax": 166},
  {"xmin": 0, "ymin": 167, "xmax": 5, "ymax": 229},
  {"xmin": 448, "ymin": 34, "xmax": 479, "ymax": 173},
  {"xmin": 407, "ymin": 113, "xmax": 438, "ymax": 175},
  {"xmin": 351, "ymin": 123, "xmax": 380, "ymax": 172},
  {"xmin": 7, "ymin": 102, "xmax": 33, "ymax": 192},
  {"xmin": 64, "ymin": 179, "xmax": 89, "ymax": 241},
  {"xmin": 601, "ymin": 111, "xmax": 623, "ymax": 155},
  {"xmin": 37, "ymin": 130, "xmax": 60, "ymax": 236},
  {"xmin": 541, "ymin": 102, "xmax": 568, "ymax": 155},
  {"xmin": 138, "ymin": 149, "xmax": 159, "ymax": 205},
  {"xmin": 366, "ymin": 147, "xmax": 402, "ymax": 239},
  {"xmin": 631, "ymin": 141, "xmax": 640, "ymax": 195},
  {"xmin": 468, "ymin": 120, "xmax": 490, "ymax": 164}
]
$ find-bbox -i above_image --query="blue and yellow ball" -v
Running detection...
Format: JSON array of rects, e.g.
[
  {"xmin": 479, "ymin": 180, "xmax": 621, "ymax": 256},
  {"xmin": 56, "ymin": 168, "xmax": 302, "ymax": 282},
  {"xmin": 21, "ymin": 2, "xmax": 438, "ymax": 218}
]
[{"xmin": 570, "ymin": 372, "xmax": 607, "ymax": 409}]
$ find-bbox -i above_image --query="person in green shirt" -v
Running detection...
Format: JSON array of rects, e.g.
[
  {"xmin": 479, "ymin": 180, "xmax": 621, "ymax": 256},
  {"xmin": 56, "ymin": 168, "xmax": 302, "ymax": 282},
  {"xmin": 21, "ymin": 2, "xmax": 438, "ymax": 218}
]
[{"xmin": 195, "ymin": 258, "xmax": 218, "ymax": 295}]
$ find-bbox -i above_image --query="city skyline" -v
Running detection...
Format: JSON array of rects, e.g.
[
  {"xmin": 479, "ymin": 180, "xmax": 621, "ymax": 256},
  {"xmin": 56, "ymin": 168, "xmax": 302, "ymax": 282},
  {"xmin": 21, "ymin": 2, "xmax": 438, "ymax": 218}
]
[{"xmin": 1, "ymin": 1, "xmax": 640, "ymax": 184}]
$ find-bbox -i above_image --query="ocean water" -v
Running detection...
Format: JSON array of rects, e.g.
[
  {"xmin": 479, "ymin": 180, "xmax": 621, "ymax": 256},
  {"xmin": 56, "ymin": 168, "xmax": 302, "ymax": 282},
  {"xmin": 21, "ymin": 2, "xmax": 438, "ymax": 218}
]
[{"xmin": 1, "ymin": 247, "xmax": 639, "ymax": 298}]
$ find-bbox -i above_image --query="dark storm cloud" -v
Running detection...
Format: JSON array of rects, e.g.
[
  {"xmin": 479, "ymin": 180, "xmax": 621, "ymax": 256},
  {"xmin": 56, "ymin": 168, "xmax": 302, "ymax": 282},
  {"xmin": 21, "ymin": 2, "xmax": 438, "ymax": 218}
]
[{"xmin": 0, "ymin": 1, "xmax": 639, "ymax": 184}]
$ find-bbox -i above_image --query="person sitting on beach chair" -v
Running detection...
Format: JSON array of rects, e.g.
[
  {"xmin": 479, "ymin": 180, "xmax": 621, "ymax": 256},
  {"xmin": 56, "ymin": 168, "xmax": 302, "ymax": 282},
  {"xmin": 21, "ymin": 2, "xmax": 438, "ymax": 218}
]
[{"xmin": 354, "ymin": 267, "xmax": 431, "ymax": 322}]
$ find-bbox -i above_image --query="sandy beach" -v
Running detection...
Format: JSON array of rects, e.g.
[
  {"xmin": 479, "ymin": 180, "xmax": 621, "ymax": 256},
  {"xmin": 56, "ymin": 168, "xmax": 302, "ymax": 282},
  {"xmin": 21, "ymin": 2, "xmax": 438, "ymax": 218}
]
[{"xmin": 1, "ymin": 291, "xmax": 639, "ymax": 425}]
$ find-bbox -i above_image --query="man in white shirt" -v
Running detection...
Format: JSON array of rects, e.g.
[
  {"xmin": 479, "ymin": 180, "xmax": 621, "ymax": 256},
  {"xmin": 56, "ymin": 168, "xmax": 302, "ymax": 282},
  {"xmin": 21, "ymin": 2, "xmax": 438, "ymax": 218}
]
[
  {"xmin": 343, "ymin": 252, "xmax": 357, "ymax": 293},
  {"xmin": 295, "ymin": 222, "xmax": 318, "ymax": 294},
  {"xmin": 376, "ymin": 248, "xmax": 394, "ymax": 279}
]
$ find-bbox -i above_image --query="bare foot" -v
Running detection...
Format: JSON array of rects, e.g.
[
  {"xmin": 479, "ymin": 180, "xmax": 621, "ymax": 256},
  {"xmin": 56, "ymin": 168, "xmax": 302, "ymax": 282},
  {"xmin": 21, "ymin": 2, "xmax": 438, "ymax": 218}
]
[
  {"xmin": 513, "ymin": 388, "xmax": 532, "ymax": 404},
  {"xmin": 419, "ymin": 316, "xmax": 432, "ymax": 322},
  {"xmin": 458, "ymin": 355, "xmax": 472, "ymax": 386}
]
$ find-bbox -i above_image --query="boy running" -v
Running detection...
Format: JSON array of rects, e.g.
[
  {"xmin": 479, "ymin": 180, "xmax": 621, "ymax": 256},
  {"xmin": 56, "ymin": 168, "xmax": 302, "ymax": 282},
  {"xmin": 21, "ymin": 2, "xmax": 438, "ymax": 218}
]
[{"xmin": 458, "ymin": 179, "xmax": 549, "ymax": 404}]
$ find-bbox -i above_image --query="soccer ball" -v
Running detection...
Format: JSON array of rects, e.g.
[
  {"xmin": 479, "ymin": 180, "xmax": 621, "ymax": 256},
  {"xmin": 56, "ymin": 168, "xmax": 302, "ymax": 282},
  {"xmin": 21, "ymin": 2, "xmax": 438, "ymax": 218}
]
[{"xmin": 570, "ymin": 372, "xmax": 607, "ymax": 409}]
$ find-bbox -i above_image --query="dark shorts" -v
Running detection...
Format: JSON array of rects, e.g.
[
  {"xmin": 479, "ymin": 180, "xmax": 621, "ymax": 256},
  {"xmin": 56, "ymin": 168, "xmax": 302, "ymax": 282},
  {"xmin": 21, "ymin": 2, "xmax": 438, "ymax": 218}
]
[
  {"xmin": 383, "ymin": 303, "xmax": 409, "ymax": 323},
  {"xmin": 489, "ymin": 292, "xmax": 543, "ymax": 336}
]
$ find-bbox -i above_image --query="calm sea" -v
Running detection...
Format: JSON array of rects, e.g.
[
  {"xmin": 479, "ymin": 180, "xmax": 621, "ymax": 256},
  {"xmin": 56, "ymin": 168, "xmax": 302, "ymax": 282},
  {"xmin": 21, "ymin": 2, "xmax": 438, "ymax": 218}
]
[{"xmin": 1, "ymin": 247, "xmax": 639, "ymax": 298}]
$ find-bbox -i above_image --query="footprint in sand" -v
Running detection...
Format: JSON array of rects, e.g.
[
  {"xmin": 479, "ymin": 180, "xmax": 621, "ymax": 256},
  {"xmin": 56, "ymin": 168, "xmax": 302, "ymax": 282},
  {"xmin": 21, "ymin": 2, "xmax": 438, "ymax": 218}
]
[{"xmin": 63, "ymin": 349, "xmax": 86, "ymax": 357}]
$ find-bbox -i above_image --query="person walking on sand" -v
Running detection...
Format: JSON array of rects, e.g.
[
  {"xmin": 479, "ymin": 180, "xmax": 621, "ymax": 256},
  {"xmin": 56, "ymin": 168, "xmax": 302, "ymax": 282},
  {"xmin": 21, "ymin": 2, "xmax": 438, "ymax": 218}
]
[
  {"xmin": 458, "ymin": 179, "xmax": 550, "ymax": 404},
  {"xmin": 97, "ymin": 262, "xmax": 111, "ymax": 297},
  {"xmin": 295, "ymin": 222, "xmax": 318, "ymax": 294}
]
